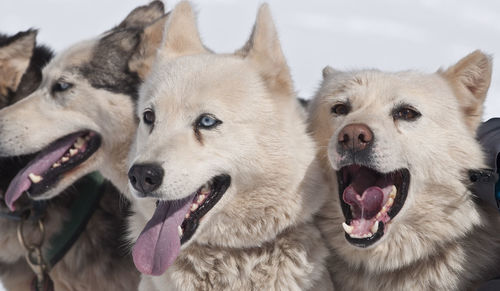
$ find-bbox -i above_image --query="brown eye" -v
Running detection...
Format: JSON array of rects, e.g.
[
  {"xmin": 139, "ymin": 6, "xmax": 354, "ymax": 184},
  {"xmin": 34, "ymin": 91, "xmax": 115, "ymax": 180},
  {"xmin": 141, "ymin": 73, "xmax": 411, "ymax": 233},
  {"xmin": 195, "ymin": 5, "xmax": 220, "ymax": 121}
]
[
  {"xmin": 393, "ymin": 106, "xmax": 421, "ymax": 121},
  {"xmin": 143, "ymin": 109, "xmax": 155, "ymax": 126},
  {"xmin": 331, "ymin": 103, "xmax": 350, "ymax": 115}
]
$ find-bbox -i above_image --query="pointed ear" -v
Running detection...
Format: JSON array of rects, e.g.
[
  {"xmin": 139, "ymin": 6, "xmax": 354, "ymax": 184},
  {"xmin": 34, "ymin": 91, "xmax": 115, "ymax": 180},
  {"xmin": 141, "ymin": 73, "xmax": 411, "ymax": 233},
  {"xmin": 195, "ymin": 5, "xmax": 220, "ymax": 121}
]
[
  {"xmin": 129, "ymin": 15, "xmax": 168, "ymax": 79},
  {"xmin": 0, "ymin": 30, "xmax": 36, "ymax": 96},
  {"xmin": 236, "ymin": 4, "xmax": 293, "ymax": 97},
  {"xmin": 119, "ymin": 1, "xmax": 165, "ymax": 29},
  {"xmin": 160, "ymin": 1, "xmax": 207, "ymax": 58},
  {"xmin": 440, "ymin": 50, "xmax": 492, "ymax": 131},
  {"xmin": 322, "ymin": 66, "xmax": 341, "ymax": 79}
]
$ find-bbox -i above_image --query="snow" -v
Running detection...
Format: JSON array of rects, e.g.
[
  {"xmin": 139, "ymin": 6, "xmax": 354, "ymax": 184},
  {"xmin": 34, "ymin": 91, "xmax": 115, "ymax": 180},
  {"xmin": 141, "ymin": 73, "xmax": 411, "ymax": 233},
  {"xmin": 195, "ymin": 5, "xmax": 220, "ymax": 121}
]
[{"xmin": 0, "ymin": 0, "xmax": 499, "ymax": 289}]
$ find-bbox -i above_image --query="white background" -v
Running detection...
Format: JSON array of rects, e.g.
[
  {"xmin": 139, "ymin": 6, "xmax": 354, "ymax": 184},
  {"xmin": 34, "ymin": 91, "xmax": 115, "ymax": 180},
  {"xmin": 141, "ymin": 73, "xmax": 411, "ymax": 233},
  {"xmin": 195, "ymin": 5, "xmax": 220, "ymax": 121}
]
[{"xmin": 0, "ymin": 0, "xmax": 499, "ymax": 289}]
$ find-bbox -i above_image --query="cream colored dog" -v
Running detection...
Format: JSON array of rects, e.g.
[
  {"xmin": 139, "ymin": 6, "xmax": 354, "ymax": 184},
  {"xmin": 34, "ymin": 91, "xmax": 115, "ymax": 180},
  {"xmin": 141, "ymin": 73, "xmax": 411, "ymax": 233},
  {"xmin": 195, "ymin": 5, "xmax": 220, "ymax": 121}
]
[
  {"xmin": 308, "ymin": 51, "xmax": 500, "ymax": 290},
  {"xmin": 127, "ymin": 2, "xmax": 333, "ymax": 290}
]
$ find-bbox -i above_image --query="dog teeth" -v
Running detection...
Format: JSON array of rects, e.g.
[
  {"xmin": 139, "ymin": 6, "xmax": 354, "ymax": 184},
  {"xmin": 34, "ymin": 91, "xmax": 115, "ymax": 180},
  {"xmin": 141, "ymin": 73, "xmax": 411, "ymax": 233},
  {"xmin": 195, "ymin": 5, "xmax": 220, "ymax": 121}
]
[
  {"xmin": 69, "ymin": 149, "xmax": 78, "ymax": 156},
  {"xmin": 342, "ymin": 222, "xmax": 353, "ymax": 234},
  {"xmin": 190, "ymin": 203, "xmax": 198, "ymax": 212},
  {"xmin": 389, "ymin": 185, "xmax": 397, "ymax": 199},
  {"xmin": 386, "ymin": 197, "xmax": 394, "ymax": 207},
  {"xmin": 84, "ymin": 135, "xmax": 91, "ymax": 141},
  {"xmin": 371, "ymin": 221, "xmax": 379, "ymax": 234},
  {"xmin": 52, "ymin": 162, "xmax": 61, "ymax": 168},
  {"xmin": 74, "ymin": 137, "xmax": 85, "ymax": 149},
  {"xmin": 196, "ymin": 194, "xmax": 206, "ymax": 204},
  {"xmin": 177, "ymin": 226, "xmax": 183, "ymax": 237},
  {"xmin": 61, "ymin": 156, "xmax": 69, "ymax": 163},
  {"xmin": 185, "ymin": 213, "xmax": 190, "ymax": 219},
  {"xmin": 28, "ymin": 173, "xmax": 43, "ymax": 184}
]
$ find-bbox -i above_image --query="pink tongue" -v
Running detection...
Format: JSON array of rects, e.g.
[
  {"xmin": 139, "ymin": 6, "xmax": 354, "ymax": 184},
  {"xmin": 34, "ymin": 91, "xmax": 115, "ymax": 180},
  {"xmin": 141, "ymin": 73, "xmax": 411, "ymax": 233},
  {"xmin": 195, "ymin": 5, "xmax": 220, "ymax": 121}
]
[
  {"xmin": 132, "ymin": 195, "xmax": 194, "ymax": 276},
  {"xmin": 4, "ymin": 140, "xmax": 74, "ymax": 211},
  {"xmin": 343, "ymin": 185, "xmax": 384, "ymax": 219}
]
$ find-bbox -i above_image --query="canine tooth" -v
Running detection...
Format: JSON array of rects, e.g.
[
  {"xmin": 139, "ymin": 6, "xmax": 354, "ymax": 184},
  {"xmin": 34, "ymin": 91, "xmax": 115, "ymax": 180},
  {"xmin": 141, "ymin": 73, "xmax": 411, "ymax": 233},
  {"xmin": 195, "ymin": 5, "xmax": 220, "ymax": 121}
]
[
  {"xmin": 386, "ymin": 197, "xmax": 394, "ymax": 207},
  {"xmin": 69, "ymin": 149, "xmax": 78, "ymax": 156},
  {"xmin": 52, "ymin": 162, "xmax": 61, "ymax": 168},
  {"xmin": 84, "ymin": 135, "xmax": 91, "ymax": 141},
  {"xmin": 190, "ymin": 203, "xmax": 198, "ymax": 212},
  {"xmin": 29, "ymin": 173, "xmax": 43, "ymax": 184},
  {"xmin": 177, "ymin": 226, "xmax": 183, "ymax": 237},
  {"xmin": 185, "ymin": 213, "xmax": 190, "ymax": 219},
  {"xmin": 390, "ymin": 185, "xmax": 397, "ymax": 199},
  {"xmin": 74, "ymin": 137, "xmax": 85, "ymax": 149},
  {"xmin": 371, "ymin": 221, "xmax": 379, "ymax": 234},
  {"xmin": 376, "ymin": 212, "xmax": 382, "ymax": 219},
  {"xmin": 61, "ymin": 156, "xmax": 69, "ymax": 163},
  {"xmin": 342, "ymin": 222, "xmax": 353, "ymax": 234}
]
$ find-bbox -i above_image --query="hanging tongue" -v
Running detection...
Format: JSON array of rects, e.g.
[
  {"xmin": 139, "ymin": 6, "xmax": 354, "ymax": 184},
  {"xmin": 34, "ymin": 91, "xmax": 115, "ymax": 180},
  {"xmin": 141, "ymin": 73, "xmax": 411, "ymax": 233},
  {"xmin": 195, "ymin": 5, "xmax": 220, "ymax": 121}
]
[
  {"xmin": 4, "ymin": 135, "xmax": 76, "ymax": 211},
  {"xmin": 133, "ymin": 194, "xmax": 195, "ymax": 276}
]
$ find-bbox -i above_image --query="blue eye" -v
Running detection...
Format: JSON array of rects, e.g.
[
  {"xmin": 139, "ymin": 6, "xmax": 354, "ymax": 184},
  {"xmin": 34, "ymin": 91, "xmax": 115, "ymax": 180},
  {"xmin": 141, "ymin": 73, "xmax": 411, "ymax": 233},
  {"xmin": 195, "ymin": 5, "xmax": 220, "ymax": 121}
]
[
  {"xmin": 196, "ymin": 114, "xmax": 221, "ymax": 129},
  {"xmin": 51, "ymin": 81, "xmax": 73, "ymax": 94}
]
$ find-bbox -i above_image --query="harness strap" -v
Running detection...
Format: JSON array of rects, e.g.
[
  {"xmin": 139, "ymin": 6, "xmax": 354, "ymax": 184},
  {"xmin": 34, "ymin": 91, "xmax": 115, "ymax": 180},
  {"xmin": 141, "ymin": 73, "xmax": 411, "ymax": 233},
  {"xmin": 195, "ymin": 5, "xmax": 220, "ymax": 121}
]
[{"xmin": 43, "ymin": 172, "xmax": 105, "ymax": 268}]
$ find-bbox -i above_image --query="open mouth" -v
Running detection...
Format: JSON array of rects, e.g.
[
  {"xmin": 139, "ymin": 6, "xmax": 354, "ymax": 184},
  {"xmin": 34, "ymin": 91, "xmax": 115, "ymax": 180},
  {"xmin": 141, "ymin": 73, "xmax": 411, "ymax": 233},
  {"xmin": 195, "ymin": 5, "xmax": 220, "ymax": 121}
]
[
  {"xmin": 338, "ymin": 165, "xmax": 409, "ymax": 248},
  {"xmin": 132, "ymin": 174, "xmax": 231, "ymax": 276},
  {"xmin": 4, "ymin": 130, "xmax": 101, "ymax": 211}
]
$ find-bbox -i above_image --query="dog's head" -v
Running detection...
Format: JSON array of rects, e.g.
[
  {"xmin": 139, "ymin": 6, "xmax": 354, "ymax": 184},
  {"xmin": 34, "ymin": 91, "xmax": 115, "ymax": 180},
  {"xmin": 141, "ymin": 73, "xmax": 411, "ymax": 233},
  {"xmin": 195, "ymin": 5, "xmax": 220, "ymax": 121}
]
[
  {"xmin": 0, "ymin": 30, "xmax": 53, "ymax": 204},
  {"xmin": 128, "ymin": 1, "xmax": 319, "ymax": 276},
  {"xmin": 0, "ymin": 1, "xmax": 167, "ymax": 209},
  {"xmin": 309, "ymin": 51, "xmax": 492, "ymax": 270}
]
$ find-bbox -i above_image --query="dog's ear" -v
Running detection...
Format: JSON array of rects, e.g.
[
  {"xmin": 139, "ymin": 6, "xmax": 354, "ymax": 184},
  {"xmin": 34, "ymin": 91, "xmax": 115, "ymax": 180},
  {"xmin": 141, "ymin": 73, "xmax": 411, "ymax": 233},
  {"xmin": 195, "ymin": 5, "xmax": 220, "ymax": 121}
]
[
  {"xmin": 160, "ymin": 1, "xmax": 207, "ymax": 58},
  {"xmin": 119, "ymin": 1, "xmax": 165, "ymax": 29},
  {"xmin": 322, "ymin": 66, "xmax": 341, "ymax": 79},
  {"xmin": 440, "ymin": 50, "xmax": 492, "ymax": 131},
  {"xmin": 236, "ymin": 4, "xmax": 293, "ymax": 97},
  {"xmin": 129, "ymin": 15, "xmax": 168, "ymax": 79},
  {"xmin": 0, "ymin": 30, "xmax": 36, "ymax": 96}
]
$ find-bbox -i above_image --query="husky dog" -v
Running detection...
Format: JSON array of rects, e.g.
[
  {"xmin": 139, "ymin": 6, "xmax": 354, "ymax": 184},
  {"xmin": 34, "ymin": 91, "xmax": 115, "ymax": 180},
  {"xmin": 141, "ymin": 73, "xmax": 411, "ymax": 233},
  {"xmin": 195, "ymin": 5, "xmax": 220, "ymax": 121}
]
[
  {"xmin": 0, "ymin": 29, "xmax": 139, "ymax": 291},
  {"xmin": 126, "ymin": 2, "xmax": 333, "ymax": 290},
  {"xmin": 0, "ymin": 2, "xmax": 168, "ymax": 290},
  {"xmin": 308, "ymin": 51, "xmax": 500, "ymax": 290}
]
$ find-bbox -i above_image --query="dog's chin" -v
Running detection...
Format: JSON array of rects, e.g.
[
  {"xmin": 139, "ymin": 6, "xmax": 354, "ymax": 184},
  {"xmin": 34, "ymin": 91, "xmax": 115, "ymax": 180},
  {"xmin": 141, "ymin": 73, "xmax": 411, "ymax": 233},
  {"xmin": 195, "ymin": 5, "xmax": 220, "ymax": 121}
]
[
  {"xmin": 3, "ymin": 130, "xmax": 102, "ymax": 210},
  {"xmin": 337, "ymin": 164, "xmax": 410, "ymax": 248}
]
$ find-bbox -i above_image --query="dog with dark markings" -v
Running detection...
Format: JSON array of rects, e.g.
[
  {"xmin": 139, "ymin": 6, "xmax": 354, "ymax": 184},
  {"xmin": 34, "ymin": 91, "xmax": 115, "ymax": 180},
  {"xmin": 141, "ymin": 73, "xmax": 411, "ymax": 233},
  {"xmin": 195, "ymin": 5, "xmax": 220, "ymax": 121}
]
[
  {"xmin": 0, "ymin": 2, "xmax": 168, "ymax": 289},
  {"xmin": 308, "ymin": 51, "xmax": 500, "ymax": 290},
  {"xmin": 0, "ymin": 29, "xmax": 139, "ymax": 291}
]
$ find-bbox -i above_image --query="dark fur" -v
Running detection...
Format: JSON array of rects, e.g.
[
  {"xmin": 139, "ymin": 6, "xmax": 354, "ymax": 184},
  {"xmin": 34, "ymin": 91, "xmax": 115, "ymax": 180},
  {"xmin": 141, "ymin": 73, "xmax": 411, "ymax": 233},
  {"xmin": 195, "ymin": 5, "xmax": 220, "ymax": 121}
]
[
  {"xmin": 0, "ymin": 31, "xmax": 139, "ymax": 290},
  {"xmin": 0, "ymin": 30, "xmax": 52, "ymax": 107}
]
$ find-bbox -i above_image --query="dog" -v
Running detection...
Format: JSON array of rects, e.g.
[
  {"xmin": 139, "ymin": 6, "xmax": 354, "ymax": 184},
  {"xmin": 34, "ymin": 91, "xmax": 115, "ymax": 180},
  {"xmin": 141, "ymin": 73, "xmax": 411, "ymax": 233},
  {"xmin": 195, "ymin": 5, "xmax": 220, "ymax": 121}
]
[
  {"xmin": 0, "ymin": 1, "xmax": 169, "ymax": 289},
  {"xmin": 0, "ymin": 29, "xmax": 139, "ymax": 291},
  {"xmin": 126, "ymin": 2, "xmax": 333, "ymax": 290},
  {"xmin": 307, "ymin": 51, "xmax": 500, "ymax": 290}
]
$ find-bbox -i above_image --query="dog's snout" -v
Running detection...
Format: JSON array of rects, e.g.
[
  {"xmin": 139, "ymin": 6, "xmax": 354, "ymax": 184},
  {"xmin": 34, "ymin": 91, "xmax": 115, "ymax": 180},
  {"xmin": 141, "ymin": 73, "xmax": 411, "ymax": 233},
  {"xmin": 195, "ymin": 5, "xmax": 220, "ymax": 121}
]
[
  {"xmin": 338, "ymin": 123, "xmax": 374, "ymax": 151},
  {"xmin": 128, "ymin": 163, "xmax": 164, "ymax": 196}
]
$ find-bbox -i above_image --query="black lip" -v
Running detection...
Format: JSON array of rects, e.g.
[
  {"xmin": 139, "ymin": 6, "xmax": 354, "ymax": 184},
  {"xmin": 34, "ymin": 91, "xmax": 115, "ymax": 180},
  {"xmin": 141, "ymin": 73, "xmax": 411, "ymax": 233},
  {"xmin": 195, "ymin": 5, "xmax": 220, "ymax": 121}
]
[
  {"xmin": 27, "ymin": 131, "xmax": 101, "ymax": 197},
  {"xmin": 180, "ymin": 174, "xmax": 231, "ymax": 244},
  {"xmin": 338, "ymin": 166, "xmax": 410, "ymax": 248}
]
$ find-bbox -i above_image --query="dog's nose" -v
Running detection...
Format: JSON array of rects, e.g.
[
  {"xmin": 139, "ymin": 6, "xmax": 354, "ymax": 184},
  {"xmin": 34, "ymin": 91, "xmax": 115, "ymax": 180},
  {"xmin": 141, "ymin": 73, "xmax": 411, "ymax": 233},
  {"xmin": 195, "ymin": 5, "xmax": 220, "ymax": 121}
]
[
  {"xmin": 338, "ymin": 123, "xmax": 374, "ymax": 151},
  {"xmin": 128, "ymin": 163, "xmax": 164, "ymax": 195}
]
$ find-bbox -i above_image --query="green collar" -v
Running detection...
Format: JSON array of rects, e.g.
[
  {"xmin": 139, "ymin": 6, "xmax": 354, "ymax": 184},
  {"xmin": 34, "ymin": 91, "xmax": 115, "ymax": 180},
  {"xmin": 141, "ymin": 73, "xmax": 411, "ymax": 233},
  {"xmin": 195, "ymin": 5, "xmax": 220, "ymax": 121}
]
[{"xmin": 43, "ymin": 171, "xmax": 105, "ymax": 268}]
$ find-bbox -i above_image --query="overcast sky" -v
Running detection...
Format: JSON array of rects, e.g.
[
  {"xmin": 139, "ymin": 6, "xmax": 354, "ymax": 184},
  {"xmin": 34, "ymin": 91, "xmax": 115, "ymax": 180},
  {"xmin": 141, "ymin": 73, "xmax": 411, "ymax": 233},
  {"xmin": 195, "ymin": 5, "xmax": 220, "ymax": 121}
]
[{"xmin": 0, "ymin": 1, "xmax": 499, "ymax": 288}]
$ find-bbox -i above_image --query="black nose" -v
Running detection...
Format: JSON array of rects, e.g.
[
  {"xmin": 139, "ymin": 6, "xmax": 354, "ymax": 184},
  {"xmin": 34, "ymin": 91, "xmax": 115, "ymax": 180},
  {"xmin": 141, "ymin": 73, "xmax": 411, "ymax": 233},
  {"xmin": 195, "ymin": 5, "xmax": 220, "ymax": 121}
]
[{"xmin": 128, "ymin": 163, "xmax": 164, "ymax": 196}]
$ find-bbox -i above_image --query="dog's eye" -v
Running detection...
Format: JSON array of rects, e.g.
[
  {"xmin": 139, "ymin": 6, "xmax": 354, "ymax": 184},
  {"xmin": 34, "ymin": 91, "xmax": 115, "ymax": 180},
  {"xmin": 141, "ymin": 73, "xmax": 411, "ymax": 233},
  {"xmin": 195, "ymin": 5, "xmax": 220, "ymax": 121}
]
[
  {"xmin": 51, "ymin": 81, "xmax": 73, "ymax": 94},
  {"xmin": 143, "ymin": 109, "xmax": 156, "ymax": 126},
  {"xmin": 196, "ymin": 114, "xmax": 221, "ymax": 130},
  {"xmin": 393, "ymin": 106, "xmax": 421, "ymax": 121},
  {"xmin": 331, "ymin": 103, "xmax": 350, "ymax": 115}
]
